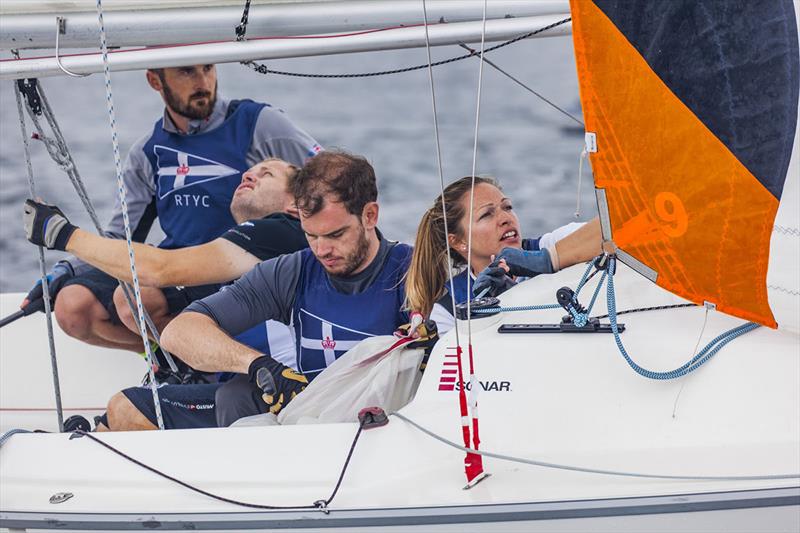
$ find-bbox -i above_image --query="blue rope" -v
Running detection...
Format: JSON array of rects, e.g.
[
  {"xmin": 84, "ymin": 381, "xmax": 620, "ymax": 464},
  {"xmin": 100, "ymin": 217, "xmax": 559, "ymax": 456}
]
[
  {"xmin": 0, "ymin": 429, "xmax": 33, "ymax": 448},
  {"xmin": 585, "ymin": 270, "xmax": 607, "ymax": 314},
  {"xmin": 572, "ymin": 260, "xmax": 596, "ymax": 297},
  {"xmin": 473, "ymin": 255, "xmax": 758, "ymax": 380},
  {"xmin": 606, "ymin": 257, "xmax": 759, "ymax": 380},
  {"xmin": 473, "ymin": 259, "xmax": 600, "ymax": 315},
  {"xmin": 473, "ymin": 302, "xmax": 560, "ymax": 314}
]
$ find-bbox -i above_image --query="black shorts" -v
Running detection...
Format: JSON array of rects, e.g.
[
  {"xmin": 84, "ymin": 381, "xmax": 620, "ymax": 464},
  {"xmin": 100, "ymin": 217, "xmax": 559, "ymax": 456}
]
[
  {"xmin": 122, "ymin": 383, "xmax": 221, "ymax": 429},
  {"xmin": 62, "ymin": 267, "xmax": 122, "ymax": 324},
  {"xmin": 63, "ymin": 267, "xmax": 220, "ymax": 322},
  {"xmin": 161, "ymin": 284, "xmax": 222, "ymax": 315}
]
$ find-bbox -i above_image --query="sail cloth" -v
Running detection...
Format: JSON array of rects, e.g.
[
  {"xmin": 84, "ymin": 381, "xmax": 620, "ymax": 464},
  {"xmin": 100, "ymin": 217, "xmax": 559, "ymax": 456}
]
[
  {"xmin": 233, "ymin": 337, "xmax": 425, "ymax": 426},
  {"xmin": 570, "ymin": 0, "xmax": 799, "ymax": 328}
]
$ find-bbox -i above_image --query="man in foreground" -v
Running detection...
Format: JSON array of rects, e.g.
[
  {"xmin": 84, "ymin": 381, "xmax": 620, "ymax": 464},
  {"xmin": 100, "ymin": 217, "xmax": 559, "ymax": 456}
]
[
  {"xmin": 22, "ymin": 64, "xmax": 320, "ymax": 352},
  {"xmin": 99, "ymin": 150, "xmax": 415, "ymax": 430}
]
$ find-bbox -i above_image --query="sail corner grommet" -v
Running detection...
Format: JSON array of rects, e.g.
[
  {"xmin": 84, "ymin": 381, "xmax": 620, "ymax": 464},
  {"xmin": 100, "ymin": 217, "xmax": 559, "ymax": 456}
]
[{"xmin": 584, "ymin": 132, "xmax": 597, "ymax": 153}]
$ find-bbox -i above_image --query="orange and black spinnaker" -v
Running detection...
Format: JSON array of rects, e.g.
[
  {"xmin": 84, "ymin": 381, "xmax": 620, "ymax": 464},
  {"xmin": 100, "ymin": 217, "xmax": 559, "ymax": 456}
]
[{"xmin": 570, "ymin": 0, "xmax": 799, "ymax": 327}]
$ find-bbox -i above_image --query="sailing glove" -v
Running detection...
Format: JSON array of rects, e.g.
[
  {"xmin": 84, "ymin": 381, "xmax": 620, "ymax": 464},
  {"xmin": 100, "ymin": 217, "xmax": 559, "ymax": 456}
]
[
  {"xmin": 472, "ymin": 263, "xmax": 516, "ymax": 298},
  {"xmin": 22, "ymin": 261, "xmax": 74, "ymax": 314},
  {"xmin": 473, "ymin": 248, "xmax": 555, "ymax": 298},
  {"xmin": 23, "ymin": 199, "xmax": 78, "ymax": 251},
  {"xmin": 395, "ymin": 316, "xmax": 439, "ymax": 355},
  {"xmin": 248, "ymin": 355, "xmax": 308, "ymax": 415}
]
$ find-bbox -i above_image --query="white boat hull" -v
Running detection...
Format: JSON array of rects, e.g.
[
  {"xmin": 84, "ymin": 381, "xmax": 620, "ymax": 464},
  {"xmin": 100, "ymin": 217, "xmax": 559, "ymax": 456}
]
[{"xmin": 1, "ymin": 264, "xmax": 798, "ymax": 530}]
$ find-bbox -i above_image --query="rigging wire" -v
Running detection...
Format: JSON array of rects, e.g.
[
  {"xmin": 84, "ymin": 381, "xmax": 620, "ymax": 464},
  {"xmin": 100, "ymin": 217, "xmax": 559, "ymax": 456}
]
[
  {"xmin": 672, "ymin": 306, "xmax": 711, "ymax": 418},
  {"xmin": 14, "ymin": 61, "xmax": 180, "ymax": 376},
  {"xmin": 461, "ymin": 0, "xmax": 490, "ymax": 484},
  {"xmin": 420, "ymin": 0, "xmax": 477, "ymax": 484},
  {"xmin": 420, "ymin": 1, "xmax": 459, "ymax": 352},
  {"xmin": 464, "ymin": 0, "xmax": 489, "ymax": 344},
  {"xmin": 457, "ymin": 43, "xmax": 584, "ymax": 127},
  {"xmin": 393, "ymin": 412, "xmax": 799, "ymax": 482},
  {"xmin": 95, "ymin": 0, "xmax": 165, "ymax": 429},
  {"xmin": 12, "ymin": 72, "xmax": 65, "ymax": 433}
]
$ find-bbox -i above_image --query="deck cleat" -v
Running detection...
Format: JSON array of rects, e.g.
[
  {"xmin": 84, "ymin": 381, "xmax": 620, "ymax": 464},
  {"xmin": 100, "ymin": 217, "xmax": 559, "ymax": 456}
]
[{"xmin": 455, "ymin": 296, "xmax": 501, "ymax": 320}]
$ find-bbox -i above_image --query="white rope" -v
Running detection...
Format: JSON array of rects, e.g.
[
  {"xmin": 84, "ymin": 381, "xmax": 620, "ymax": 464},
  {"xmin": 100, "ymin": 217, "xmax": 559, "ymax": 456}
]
[
  {"xmin": 420, "ymin": 1, "xmax": 460, "ymax": 350},
  {"xmin": 671, "ymin": 306, "xmax": 711, "ymax": 418},
  {"xmin": 574, "ymin": 147, "xmax": 587, "ymax": 219},
  {"xmin": 96, "ymin": 0, "xmax": 164, "ymax": 430},
  {"xmin": 464, "ymin": 0, "xmax": 489, "ymax": 344},
  {"xmin": 463, "ymin": 0, "xmax": 489, "ymax": 435},
  {"xmin": 13, "ymin": 77, "xmax": 65, "ymax": 433}
]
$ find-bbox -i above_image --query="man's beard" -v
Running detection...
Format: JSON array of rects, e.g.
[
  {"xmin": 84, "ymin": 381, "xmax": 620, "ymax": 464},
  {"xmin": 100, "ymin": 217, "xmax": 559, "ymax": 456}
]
[
  {"xmin": 322, "ymin": 225, "xmax": 370, "ymax": 277},
  {"xmin": 230, "ymin": 193, "xmax": 282, "ymax": 224},
  {"xmin": 163, "ymin": 81, "xmax": 217, "ymax": 121}
]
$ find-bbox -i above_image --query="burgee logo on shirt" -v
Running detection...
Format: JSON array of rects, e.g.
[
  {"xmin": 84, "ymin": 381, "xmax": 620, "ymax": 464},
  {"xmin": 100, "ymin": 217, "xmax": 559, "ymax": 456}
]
[{"xmin": 154, "ymin": 145, "xmax": 238, "ymax": 200}]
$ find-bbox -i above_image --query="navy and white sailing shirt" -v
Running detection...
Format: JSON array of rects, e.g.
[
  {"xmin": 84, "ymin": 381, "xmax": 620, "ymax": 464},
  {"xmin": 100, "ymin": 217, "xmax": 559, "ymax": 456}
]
[
  {"xmin": 144, "ymin": 99, "xmax": 265, "ymax": 248},
  {"xmin": 187, "ymin": 237, "xmax": 411, "ymax": 381},
  {"xmin": 64, "ymin": 97, "xmax": 321, "ymax": 269}
]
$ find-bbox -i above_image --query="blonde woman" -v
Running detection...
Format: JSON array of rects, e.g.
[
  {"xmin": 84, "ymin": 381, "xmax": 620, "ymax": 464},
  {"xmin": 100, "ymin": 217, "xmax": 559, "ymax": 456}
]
[{"xmin": 406, "ymin": 176, "xmax": 601, "ymax": 331}]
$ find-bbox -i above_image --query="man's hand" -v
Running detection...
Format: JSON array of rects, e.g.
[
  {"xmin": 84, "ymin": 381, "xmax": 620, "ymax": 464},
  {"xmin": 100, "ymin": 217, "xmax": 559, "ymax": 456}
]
[
  {"xmin": 21, "ymin": 261, "xmax": 74, "ymax": 312},
  {"xmin": 248, "ymin": 355, "xmax": 308, "ymax": 415},
  {"xmin": 23, "ymin": 199, "xmax": 78, "ymax": 251}
]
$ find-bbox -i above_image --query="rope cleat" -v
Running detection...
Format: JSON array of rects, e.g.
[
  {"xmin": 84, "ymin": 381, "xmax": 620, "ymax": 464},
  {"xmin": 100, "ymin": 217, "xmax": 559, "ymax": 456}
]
[
  {"xmin": 455, "ymin": 296, "xmax": 501, "ymax": 320},
  {"xmin": 358, "ymin": 407, "xmax": 389, "ymax": 430}
]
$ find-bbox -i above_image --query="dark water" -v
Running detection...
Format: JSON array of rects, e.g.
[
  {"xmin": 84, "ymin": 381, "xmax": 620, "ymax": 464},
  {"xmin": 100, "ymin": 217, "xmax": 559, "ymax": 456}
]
[{"xmin": 0, "ymin": 35, "xmax": 595, "ymax": 292}]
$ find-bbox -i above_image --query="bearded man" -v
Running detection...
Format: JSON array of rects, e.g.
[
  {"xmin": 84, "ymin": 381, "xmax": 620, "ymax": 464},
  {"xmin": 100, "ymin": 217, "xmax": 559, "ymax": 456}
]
[{"xmin": 22, "ymin": 65, "xmax": 321, "ymax": 353}]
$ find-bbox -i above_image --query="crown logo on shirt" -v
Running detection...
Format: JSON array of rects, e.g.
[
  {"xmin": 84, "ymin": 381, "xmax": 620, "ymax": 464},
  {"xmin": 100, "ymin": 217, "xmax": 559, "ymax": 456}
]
[
  {"xmin": 321, "ymin": 336, "xmax": 336, "ymax": 350},
  {"xmin": 176, "ymin": 164, "xmax": 190, "ymax": 176}
]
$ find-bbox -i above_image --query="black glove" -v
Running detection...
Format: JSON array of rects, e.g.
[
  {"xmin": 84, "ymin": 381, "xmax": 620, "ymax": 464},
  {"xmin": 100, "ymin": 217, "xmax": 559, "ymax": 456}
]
[
  {"xmin": 23, "ymin": 198, "xmax": 78, "ymax": 251},
  {"xmin": 473, "ymin": 247, "xmax": 555, "ymax": 298},
  {"xmin": 22, "ymin": 261, "xmax": 74, "ymax": 314},
  {"xmin": 472, "ymin": 263, "xmax": 516, "ymax": 298},
  {"xmin": 248, "ymin": 355, "xmax": 308, "ymax": 415}
]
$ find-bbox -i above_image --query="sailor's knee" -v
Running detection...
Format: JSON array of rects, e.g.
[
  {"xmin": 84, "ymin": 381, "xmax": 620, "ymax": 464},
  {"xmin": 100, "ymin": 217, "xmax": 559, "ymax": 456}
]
[
  {"xmin": 54, "ymin": 285, "xmax": 100, "ymax": 339},
  {"xmin": 106, "ymin": 391, "xmax": 154, "ymax": 431},
  {"xmin": 114, "ymin": 287, "xmax": 169, "ymax": 332},
  {"xmin": 112, "ymin": 286, "xmax": 135, "ymax": 330}
]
